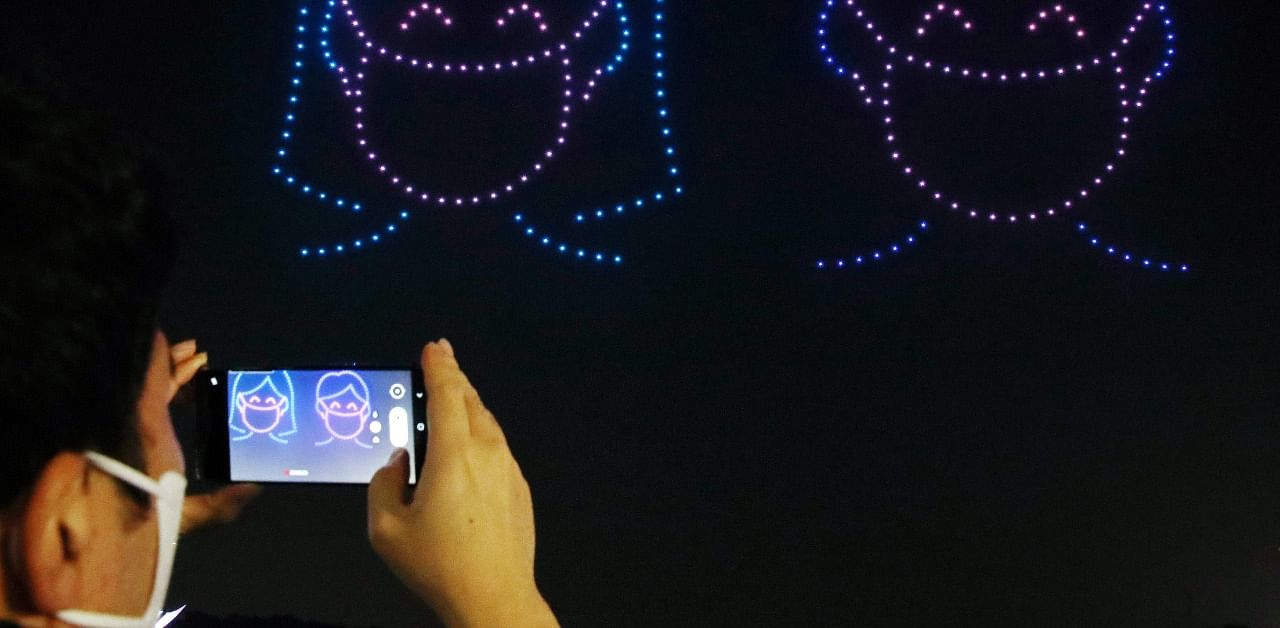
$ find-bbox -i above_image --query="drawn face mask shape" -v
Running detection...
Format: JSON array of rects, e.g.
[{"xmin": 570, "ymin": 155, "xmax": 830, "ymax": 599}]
[
  {"xmin": 237, "ymin": 392, "xmax": 289, "ymax": 434},
  {"xmin": 318, "ymin": 394, "xmax": 372, "ymax": 439}
]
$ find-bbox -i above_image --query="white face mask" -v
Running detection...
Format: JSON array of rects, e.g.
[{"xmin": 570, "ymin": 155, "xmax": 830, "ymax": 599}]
[{"xmin": 55, "ymin": 452, "xmax": 187, "ymax": 628}]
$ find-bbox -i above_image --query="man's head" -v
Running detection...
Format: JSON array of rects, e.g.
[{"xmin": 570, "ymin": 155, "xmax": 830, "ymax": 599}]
[{"xmin": 0, "ymin": 78, "xmax": 183, "ymax": 624}]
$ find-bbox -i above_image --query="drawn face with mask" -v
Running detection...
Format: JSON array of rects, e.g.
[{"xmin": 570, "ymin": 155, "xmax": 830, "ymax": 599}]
[
  {"xmin": 314, "ymin": 370, "xmax": 374, "ymax": 449},
  {"xmin": 229, "ymin": 371, "xmax": 299, "ymax": 444}
]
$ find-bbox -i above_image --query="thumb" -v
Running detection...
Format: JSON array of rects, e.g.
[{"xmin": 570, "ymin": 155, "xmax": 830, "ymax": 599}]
[{"xmin": 368, "ymin": 449, "xmax": 410, "ymax": 541}]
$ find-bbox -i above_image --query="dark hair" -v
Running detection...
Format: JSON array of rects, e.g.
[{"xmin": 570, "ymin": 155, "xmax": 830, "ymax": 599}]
[{"xmin": 0, "ymin": 77, "xmax": 175, "ymax": 507}]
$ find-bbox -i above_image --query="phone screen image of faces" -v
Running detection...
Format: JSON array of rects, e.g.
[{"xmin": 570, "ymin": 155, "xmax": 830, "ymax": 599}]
[{"xmin": 226, "ymin": 369, "xmax": 418, "ymax": 483}]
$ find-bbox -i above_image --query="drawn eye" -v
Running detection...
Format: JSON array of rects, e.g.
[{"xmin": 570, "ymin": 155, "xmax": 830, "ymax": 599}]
[
  {"xmin": 250, "ymin": 395, "xmax": 262, "ymax": 403},
  {"xmin": 330, "ymin": 401, "xmax": 343, "ymax": 410},
  {"xmin": 347, "ymin": 402, "xmax": 359, "ymax": 411}
]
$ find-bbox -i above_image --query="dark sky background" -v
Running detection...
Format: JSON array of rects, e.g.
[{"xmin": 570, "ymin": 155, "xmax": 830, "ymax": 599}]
[{"xmin": 3, "ymin": 0, "xmax": 1279, "ymax": 626}]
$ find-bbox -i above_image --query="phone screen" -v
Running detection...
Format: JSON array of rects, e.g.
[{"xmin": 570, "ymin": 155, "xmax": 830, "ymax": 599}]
[{"xmin": 221, "ymin": 368, "xmax": 421, "ymax": 484}]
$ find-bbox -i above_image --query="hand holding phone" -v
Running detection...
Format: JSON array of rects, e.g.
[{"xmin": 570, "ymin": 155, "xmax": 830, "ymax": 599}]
[{"xmin": 368, "ymin": 340, "xmax": 557, "ymax": 628}]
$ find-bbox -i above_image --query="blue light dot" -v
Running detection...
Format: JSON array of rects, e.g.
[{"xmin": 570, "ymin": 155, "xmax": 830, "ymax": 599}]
[
  {"xmin": 400, "ymin": 210, "xmax": 409, "ymax": 219},
  {"xmin": 301, "ymin": 248, "xmax": 309, "ymax": 256},
  {"xmin": 514, "ymin": 214, "xmax": 524, "ymax": 222}
]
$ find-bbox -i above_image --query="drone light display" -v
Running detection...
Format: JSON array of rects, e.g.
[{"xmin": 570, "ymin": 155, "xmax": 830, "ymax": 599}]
[
  {"xmin": 813, "ymin": 1, "xmax": 1190, "ymax": 273},
  {"xmin": 271, "ymin": 0, "xmax": 683, "ymax": 264}
]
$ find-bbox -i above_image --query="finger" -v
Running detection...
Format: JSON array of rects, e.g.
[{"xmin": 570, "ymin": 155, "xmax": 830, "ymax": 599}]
[
  {"xmin": 211, "ymin": 483, "xmax": 263, "ymax": 520},
  {"xmin": 170, "ymin": 339, "xmax": 197, "ymax": 362},
  {"xmin": 368, "ymin": 449, "xmax": 410, "ymax": 543},
  {"xmin": 464, "ymin": 387, "xmax": 505, "ymax": 444},
  {"xmin": 422, "ymin": 340, "xmax": 470, "ymax": 449},
  {"xmin": 174, "ymin": 352, "xmax": 208, "ymax": 384},
  {"xmin": 179, "ymin": 483, "xmax": 262, "ymax": 535},
  {"xmin": 169, "ymin": 352, "xmax": 209, "ymax": 400}
]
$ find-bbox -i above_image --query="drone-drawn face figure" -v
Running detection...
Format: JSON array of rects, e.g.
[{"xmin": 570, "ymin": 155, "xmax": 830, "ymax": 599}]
[
  {"xmin": 813, "ymin": 1, "xmax": 1190, "ymax": 273},
  {"xmin": 229, "ymin": 371, "xmax": 299, "ymax": 444},
  {"xmin": 270, "ymin": 0, "xmax": 683, "ymax": 263},
  {"xmin": 314, "ymin": 370, "xmax": 374, "ymax": 448}
]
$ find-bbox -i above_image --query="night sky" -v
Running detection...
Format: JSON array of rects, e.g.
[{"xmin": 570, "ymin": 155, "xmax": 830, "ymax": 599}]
[{"xmin": 3, "ymin": 1, "xmax": 1278, "ymax": 626}]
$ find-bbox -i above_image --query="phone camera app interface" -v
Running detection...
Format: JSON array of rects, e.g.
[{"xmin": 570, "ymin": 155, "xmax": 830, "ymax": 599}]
[{"xmin": 227, "ymin": 369, "xmax": 417, "ymax": 483}]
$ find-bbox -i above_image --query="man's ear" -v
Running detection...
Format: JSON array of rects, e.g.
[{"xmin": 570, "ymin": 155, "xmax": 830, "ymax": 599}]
[{"xmin": 20, "ymin": 451, "xmax": 94, "ymax": 614}]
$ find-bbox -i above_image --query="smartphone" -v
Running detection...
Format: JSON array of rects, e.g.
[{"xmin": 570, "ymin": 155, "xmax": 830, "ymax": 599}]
[{"xmin": 197, "ymin": 367, "xmax": 426, "ymax": 484}]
